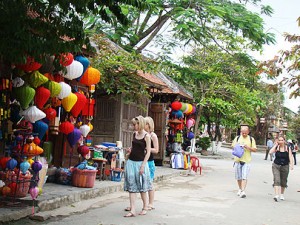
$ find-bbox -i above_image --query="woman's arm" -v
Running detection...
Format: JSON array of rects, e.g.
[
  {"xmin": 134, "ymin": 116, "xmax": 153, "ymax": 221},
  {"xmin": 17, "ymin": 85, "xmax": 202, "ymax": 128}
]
[
  {"xmin": 151, "ymin": 133, "xmax": 159, "ymax": 154},
  {"xmin": 269, "ymin": 143, "xmax": 278, "ymax": 154},
  {"xmin": 288, "ymin": 147, "xmax": 294, "ymax": 170},
  {"xmin": 140, "ymin": 134, "xmax": 151, "ymax": 175}
]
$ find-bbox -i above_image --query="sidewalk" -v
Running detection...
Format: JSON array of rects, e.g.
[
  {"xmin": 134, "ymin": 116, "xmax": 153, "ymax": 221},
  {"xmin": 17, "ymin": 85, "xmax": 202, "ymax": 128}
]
[{"xmin": 0, "ymin": 146, "xmax": 232, "ymax": 223}]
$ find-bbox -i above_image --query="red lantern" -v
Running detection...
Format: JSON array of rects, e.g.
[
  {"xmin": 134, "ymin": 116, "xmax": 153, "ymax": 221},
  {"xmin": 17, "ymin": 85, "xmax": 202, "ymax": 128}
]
[
  {"xmin": 16, "ymin": 56, "xmax": 42, "ymax": 72},
  {"xmin": 44, "ymin": 107, "xmax": 57, "ymax": 120},
  {"xmin": 59, "ymin": 53, "xmax": 74, "ymax": 67},
  {"xmin": 70, "ymin": 92, "xmax": 87, "ymax": 117},
  {"xmin": 59, "ymin": 121, "xmax": 74, "ymax": 135},
  {"xmin": 0, "ymin": 156, "xmax": 11, "ymax": 170},
  {"xmin": 33, "ymin": 136, "xmax": 41, "ymax": 145},
  {"xmin": 79, "ymin": 67, "xmax": 101, "ymax": 86},
  {"xmin": 53, "ymin": 73, "xmax": 65, "ymax": 82},
  {"xmin": 35, "ymin": 86, "xmax": 51, "ymax": 109},
  {"xmin": 77, "ymin": 145, "xmax": 90, "ymax": 157},
  {"xmin": 171, "ymin": 101, "xmax": 182, "ymax": 111},
  {"xmin": 81, "ymin": 99, "xmax": 95, "ymax": 116}
]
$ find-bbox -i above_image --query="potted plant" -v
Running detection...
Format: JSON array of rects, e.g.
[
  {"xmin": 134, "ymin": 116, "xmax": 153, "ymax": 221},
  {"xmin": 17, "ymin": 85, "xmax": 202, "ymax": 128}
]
[{"xmin": 196, "ymin": 137, "xmax": 211, "ymax": 156}]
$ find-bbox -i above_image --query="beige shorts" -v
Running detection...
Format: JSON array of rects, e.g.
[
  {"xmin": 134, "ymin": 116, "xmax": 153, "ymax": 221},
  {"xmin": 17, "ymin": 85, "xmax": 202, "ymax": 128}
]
[{"xmin": 272, "ymin": 163, "xmax": 289, "ymax": 187}]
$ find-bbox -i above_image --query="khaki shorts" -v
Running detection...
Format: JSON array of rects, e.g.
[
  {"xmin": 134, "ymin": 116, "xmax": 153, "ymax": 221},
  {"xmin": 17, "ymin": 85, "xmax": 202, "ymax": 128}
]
[{"xmin": 272, "ymin": 163, "xmax": 289, "ymax": 187}]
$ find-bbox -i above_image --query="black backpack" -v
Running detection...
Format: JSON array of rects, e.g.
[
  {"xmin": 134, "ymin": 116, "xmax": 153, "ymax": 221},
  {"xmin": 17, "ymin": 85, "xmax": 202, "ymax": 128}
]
[{"xmin": 236, "ymin": 135, "xmax": 253, "ymax": 147}]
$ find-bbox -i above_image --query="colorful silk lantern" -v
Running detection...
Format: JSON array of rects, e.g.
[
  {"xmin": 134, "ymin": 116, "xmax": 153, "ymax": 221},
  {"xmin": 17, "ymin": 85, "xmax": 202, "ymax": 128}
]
[
  {"xmin": 57, "ymin": 82, "xmax": 71, "ymax": 99},
  {"xmin": 59, "ymin": 53, "xmax": 74, "ymax": 66},
  {"xmin": 33, "ymin": 120, "xmax": 48, "ymax": 139},
  {"xmin": 0, "ymin": 156, "xmax": 11, "ymax": 170},
  {"xmin": 186, "ymin": 118, "xmax": 195, "ymax": 129},
  {"xmin": 29, "ymin": 187, "xmax": 39, "ymax": 200},
  {"xmin": 175, "ymin": 110, "xmax": 183, "ymax": 119},
  {"xmin": 171, "ymin": 101, "xmax": 182, "ymax": 111},
  {"xmin": 44, "ymin": 107, "xmax": 56, "ymax": 120},
  {"xmin": 81, "ymin": 99, "xmax": 95, "ymax": 116},
  {"xmin": 27, "ymin": 157, "xmax": 34, "ymax": 166},
  {"xmin": 12, "ymin": 77, "xmax": 24, "ymax": 87},
  {"xmin": 67, "ymin": 128, "xmax": 82, "ymax": 147},
  {"xmin": 17, "ymin": 120, "xmax": 33, "ymax": 132},
  {"xmin": 21, "ymin": 106, "xmax": 46, "ymax": 123},
  {"xmin": 75, "ymin": 55, "xmax": 90, "ymax": 73},
  {"xmin": 64, "ymin": 60, "xmax": 83, "ymax": 80},
  {"xmin": 33, "ymin": 136, "xmax": 41, "ymax": 145},
  {"xmin": 77, "ymin": 145, "xmax": 90, "ymax": 157},
  {"xmin": 35, "ymin": 86, "xmax": 50, "ymax": 109},
  {"xmin": 59, "ymin": 121, "xmax": 74, "ymax": 134},
  {"xmin": 26, "ymin": 71, "xmax": 48, "ymax": 88},
  {"xmin": 185, "ymin": 104, "xmax": 193, "ymax": 115},
  {"xmin": 192, "ymin": 105, "xmax": 196, "ymax": 114},
  {"xmin": 20, "ymin": 161, "xmax": 31, "ymax": 174},
  {"xmin": 79, "ymin": 67, "xmax": 101, "ymax": 86},
  {"xmin": 70, "ymin": 92, "xmax": 86, "ymax": 117},
  {"xmin": 180, "ymin": 103, "xmax": 187, "ymax": 112},
  {"xmin": 62, "ymin": 92, "xmax": 78, "ymax": 112},
  {"xmin": 6, "ymin": 158, "xmax": 17, "ymax": 170},
  {"xmin": 79, "ymin": 124, "xmax": 90, "ymax": 138},
  {"xmin": 13, "ymin": 85, "xmax": 36, "ymax": 109},
  {"xmin": 187, "ymin": 132, "xmax": 195, "ymax": 140},
  {"xmin": 53, "ymin": 73, "xmax": 65, "ymax": 82},
  {"xmin": 43, "ymin": 81, "xmax": 62, "ymax": 98},
  {"xmin": 16, "ymin": 56, "xmax": 42, "ymax": 72},
  {"xmin": 31, "ymin": 161, "xmax": 42, "ymax": 173},
  {"xmin": 88, "ymin": 122, "xmax": 93, "ymax": 132}
]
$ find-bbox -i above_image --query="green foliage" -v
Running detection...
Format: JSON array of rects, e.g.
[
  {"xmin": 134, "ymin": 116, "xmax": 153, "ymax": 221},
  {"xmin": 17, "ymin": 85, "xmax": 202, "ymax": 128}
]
[{"xmin": 196, "ymin": 137, "xmax": 211, "ymax": 150}]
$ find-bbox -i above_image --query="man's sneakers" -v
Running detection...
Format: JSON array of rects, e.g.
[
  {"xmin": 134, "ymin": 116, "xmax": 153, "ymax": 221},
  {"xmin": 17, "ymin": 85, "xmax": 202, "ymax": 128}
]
[
  {"xmin": 237, "ymin": 189, "xmax": 246, "ymax": 198},
  {"xmin": 240, "ymin": 191, "xmax": 246, "ymax": 198},
  {"xmin": 273, "ymin": 195, "xmax": 279, "ymax": 202}
]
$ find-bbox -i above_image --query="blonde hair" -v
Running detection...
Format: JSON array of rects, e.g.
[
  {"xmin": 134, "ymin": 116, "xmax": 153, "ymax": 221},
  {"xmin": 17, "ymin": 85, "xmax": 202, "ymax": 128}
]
[
  {"xmin": 144, "ymin": 116, "xmax": 154, "ymax": 132},
  {"xmin": 131, "ymin": 115, "xmax": 145, "ymax": 132}
]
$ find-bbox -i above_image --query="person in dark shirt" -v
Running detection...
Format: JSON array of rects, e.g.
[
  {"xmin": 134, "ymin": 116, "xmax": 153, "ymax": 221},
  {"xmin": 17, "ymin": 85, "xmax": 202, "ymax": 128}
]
[{"xmin": 269, "ymin": 136, "xmax": 294, "ymax": 201}]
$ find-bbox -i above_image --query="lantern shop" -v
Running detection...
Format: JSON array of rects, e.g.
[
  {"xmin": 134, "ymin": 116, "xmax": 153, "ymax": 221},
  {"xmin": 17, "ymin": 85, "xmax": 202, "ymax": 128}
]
[{"xmin": 0, "ymin": 53, "xmax": 101, "ymax": 202}]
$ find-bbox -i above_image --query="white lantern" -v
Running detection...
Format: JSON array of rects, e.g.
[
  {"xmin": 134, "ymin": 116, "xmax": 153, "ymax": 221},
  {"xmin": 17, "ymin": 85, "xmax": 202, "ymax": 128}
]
[
  {"xmin": 64, "ymin": 60, "xmax": 83, "ymax": 80},
  {"xmin": 12, "ymin": 77, "xmax": 25, "ymax": 87},
  {"xmin": 57, "ymin": 82, "xmax": 72, "ymax": 99},
  {"xmin": 21, "ymin": 106, "xmax": 46, "ymax": 123},
  {"xmin": 79, "ymin": 124, "xmax": 90, "ymax": 138}
]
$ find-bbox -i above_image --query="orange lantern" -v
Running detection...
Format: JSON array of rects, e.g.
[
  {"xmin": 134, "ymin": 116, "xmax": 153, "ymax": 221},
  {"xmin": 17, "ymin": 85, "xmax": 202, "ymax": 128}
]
[{"xmin": 79, "ymin": 67, "xmax": 101, "ymax": 86}]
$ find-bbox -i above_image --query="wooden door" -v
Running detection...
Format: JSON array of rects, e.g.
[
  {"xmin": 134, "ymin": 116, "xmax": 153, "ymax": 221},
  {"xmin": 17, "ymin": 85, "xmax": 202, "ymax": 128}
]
[{"xmin": 149, "ymin": 103, "xmax": 167, "ymax": 165}]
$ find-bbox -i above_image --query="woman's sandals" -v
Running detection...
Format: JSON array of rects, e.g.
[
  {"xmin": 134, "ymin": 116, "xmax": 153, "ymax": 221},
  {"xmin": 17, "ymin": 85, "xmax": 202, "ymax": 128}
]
[
  {"xmin": 124, "ymin": 212, "xmax": 135, "ymax": 217},
  {"xmin": 139, "ymin": 208, "xmax": 147, "ymax": 215}
]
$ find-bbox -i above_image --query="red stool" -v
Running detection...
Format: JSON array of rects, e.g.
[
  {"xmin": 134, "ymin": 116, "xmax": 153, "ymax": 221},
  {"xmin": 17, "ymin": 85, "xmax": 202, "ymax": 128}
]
[{"xmin": 190, "ymin": 156, "xmax": 202, "ymax": 175}]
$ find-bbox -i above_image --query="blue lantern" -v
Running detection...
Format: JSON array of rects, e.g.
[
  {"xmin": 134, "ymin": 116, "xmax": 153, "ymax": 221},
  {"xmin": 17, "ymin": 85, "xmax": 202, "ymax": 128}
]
[
  {"xmin": 20, "ymin": 161, "xmax": 30, "ymax": 174},
  {"xmin": 33, "ymin": 120, "xmax": 48, "ymax": 140},
  {"xmin": 67, "ymin": 128, "xmax": 82, "ymax": 147},
  {"xmin": 75, "ymin": 55, "xmax": 90, "ymax": 80},
  {"xmin": 6, "ymin": 158, "xmax": 18, "ymax": 170}
]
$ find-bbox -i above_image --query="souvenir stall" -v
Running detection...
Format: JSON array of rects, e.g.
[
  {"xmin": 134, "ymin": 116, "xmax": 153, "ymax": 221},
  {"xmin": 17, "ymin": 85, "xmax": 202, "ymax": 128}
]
[
  {"xmin": 167, "ymin": 101, "xmax": 196, "ymax": 169},
  {"xmin": 0, "ymin": 53, "xmax": 101, "ymax": 207}
]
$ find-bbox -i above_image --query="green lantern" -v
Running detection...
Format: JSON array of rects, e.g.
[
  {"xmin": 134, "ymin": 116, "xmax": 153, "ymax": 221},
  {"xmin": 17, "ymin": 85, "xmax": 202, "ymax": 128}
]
[
  {"xmin": 13, "ymin": 85, "xmax": 36, "ymax": 109},
  {"xmin": 43, "ymin": 80, "xmax": 62, "ymax": 97},
  {"xmin": 25, "ymin": 71, "xmax": 48, "ymax": 88}
]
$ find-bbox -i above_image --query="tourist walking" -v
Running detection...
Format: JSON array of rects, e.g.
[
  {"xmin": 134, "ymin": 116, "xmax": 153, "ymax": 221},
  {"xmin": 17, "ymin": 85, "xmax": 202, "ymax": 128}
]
[
  {"xmin": 232, "ymin": 125, "xmax": 257, "ymax": 198},
  {"xmin": 269, "ymin": 136, "xmax": 294, "ymax": 201},
  {"xmin": 123, "ymin": 116, "xmax": 152, "ymax": 217},
  {"xmin": 265, "ymin": 137, "xmax": 274, "ymax": 161}
]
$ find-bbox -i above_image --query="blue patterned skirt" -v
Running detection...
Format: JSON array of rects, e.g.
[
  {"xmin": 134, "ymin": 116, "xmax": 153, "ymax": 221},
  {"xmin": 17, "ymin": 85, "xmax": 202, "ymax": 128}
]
[{"xmin": 124, "ymin": 159, "xmax": 152, "ymax": 193}]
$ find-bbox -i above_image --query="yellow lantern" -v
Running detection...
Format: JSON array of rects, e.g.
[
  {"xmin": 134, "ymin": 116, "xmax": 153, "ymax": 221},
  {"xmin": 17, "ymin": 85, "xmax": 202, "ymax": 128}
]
[
  {"xmin": 88, "ymin": 122, "xmax": 93, "ymax": 132},
  {"xmin": 62, "ymin": 93, "xmax": 78, "ymax": 112},
  {"xmin": 27, "ymin": 157, "xmax": 34, "ymax": 166}
]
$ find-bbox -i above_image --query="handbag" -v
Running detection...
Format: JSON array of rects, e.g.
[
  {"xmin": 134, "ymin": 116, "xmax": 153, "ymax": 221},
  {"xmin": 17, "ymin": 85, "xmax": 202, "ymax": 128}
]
[{"xmin": 232, "ymin": 143, "xmax": 244, "ymax": 158}]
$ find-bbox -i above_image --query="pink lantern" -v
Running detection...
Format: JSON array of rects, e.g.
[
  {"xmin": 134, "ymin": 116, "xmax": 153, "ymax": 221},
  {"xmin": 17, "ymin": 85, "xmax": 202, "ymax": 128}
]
[
  {"xmin": 21, "ymin": 106, "xmax": 46, "ymax": 123},
  {"xmin": 29, "ymin": 186, "xmax": 39, "ymax": 199},
  {"xmin": 186, "ymin": 118, "xmax": 195, "ymax": 129}
]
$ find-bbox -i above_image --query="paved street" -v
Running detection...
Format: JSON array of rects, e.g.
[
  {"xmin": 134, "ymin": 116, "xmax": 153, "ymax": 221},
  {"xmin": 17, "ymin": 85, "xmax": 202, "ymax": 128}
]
[{"xmin": 10, "ymin": 148, "xmax": 300, "ymax": 225}]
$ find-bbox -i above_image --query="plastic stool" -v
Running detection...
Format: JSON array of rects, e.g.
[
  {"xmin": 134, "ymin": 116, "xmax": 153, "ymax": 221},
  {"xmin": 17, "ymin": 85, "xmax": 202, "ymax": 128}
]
[
  {"xmin": 190, "ymin": 156, "xmax": 202, "ymax": 175},
  {"xmin": 110, "ymin": 169, "xmax": 124, "ymax": 182}
]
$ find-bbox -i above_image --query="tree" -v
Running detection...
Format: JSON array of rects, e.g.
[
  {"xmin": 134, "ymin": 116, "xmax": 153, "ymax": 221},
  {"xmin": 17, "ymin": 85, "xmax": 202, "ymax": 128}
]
[
  {"xmin": 0, "ymin": 0, "xmax": 150, "ymax": 65},
  {"xmin": 85, "ymin": 0, "xmax": 275, "ymax": 56}
]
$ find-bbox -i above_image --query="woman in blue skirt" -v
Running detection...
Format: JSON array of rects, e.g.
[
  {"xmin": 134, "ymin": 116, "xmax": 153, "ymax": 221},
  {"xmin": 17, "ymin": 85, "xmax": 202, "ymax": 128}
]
[{"xmin": 123, "ymin": 115, "xmax": 152, "ymax": 217}]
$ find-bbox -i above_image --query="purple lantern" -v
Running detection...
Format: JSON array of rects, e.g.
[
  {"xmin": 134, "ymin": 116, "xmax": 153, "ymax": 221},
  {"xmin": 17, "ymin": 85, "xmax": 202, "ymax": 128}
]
[
  {"xmin": 67, "ymin": 128, "xmax": 82, "ymax": 147},
  {"xmin": 187, "ymin": 132, "xmax": 195, "ymax": 140},
  {"xmin": 32, "ymin": 161, "xmax": 43, "ymax": 173}
]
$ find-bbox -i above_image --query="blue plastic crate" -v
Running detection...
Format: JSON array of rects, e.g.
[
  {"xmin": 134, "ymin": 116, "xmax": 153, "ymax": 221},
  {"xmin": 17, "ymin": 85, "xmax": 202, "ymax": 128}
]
[
  {"xmin": 110, "ymin": 170, "xmax": 124, "ymax": 182},
  {"xmin": 101, "ymin": 142, "xmax": 117, "ymax": 147}
]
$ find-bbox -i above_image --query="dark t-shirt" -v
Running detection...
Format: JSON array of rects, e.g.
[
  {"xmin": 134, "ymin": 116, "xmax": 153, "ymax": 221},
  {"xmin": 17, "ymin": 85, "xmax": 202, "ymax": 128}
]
[
  {"xmin": 129, "ymin": 132, "xmax": 147, "ymax": 161},
  {"xmin": 274, "ymin": 146, "xmax": 290, "ymax": 166}
]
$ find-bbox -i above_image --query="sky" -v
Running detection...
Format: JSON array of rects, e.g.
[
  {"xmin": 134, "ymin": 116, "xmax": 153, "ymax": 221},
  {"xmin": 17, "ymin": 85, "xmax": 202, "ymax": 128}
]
[{"xmin": 251, "ymin": 0, "xmax": 299, "ymax": 113}]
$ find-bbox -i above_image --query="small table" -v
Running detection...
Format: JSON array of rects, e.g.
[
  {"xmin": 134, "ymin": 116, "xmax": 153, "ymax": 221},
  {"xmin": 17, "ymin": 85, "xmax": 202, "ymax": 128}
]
[{"xmin": 92, "ymin": 158, "xmax": 108, "ymax": 181}]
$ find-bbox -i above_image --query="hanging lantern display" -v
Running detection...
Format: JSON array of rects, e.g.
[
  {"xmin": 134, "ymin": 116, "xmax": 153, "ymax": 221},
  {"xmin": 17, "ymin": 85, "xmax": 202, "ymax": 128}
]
[
  {"xmin": 6, "ymin": 158, "xmax": 18, "ymax": 170},
  {"xmin": 191, "ymin": 105, "xmax": 196, "ymax": 114},
  {"xmin": 59, "ymin": 53, "xmax": 74, "ymax": 67},
  {"xmin": 0, "ymin": 156, "xmax": 11, "ymax": 170},
  {"xmin": 43, "ymin": 107, "xmax": 57, "ymax": 120},
  {"xmin": 21, "ymin": 106, "xmax": 46, "ymax": 123},
  {"xmin": 185, "ymin": 104, "xmax": 193, "ymax": 115},
  {"xmin": 35, "ymin": 86, "xmax": 50, "ymax": 109},
  {"xmin": 171, "ymin": 101, "xmax": 182, "ymax": 111},
  {"xmin": 17, "ymin": 120, "xmax": 33, "ymax": 132},
  {"xmin": 77, "ymin": 145, "xmax": 90, "ymax": 158},
  {"xmin": 79, "ymin": 66, "xmax": 101, "ymax": 86},
  {"xmin": 57, "ymin": 82, "xmax": 71, "ymax": 99},
  {"xmin": 81, "ymin": 98, "xmax": 95, "ymax": 116},
  {"xmin": 53, "ymin": 73, "xmax": 65, "ymax": 82},
  {"xmin": 16, "ymin": 56, "xmax": 42, "ymax": 72},
  {"xmin": 33, "ymin": 120, "xmax": 48, "ymax": 139},
  {"xmin": 62, "ymin": 92, "xmax": 77, "ymax": 112},
  {"xmin": 29, "ymin": 186, "xmax": 39, "ymax": 200},
  {"xmin": 173, "ymin": 110, "xmax": 183, "ymax": 119},
  {"xmin": 12, "ymin": 77, "xmax": 25, "ymax": 87},
  {"xmin": 20, "ymin": 161, "xmax": 31, "ymax": 174},
  {"xmin": 67, "ymin": 128, "xmax": 82, "ymax": 147},
  {"xmin": 70, "ymin": 92, "xmax": 87, "ymax": 117},
  {"xmin": 43, "ymin": 80, "xmax": 62, "ymax": 98},
  {"xmin": 13, "ymin": 85, "xmax": 35, "ymax": 109},
  {"xmin": 31, "ymin": 161, "xmax": 42, "ymax": 173},
  {"xmin": 75, "ymin": 55, "xmax": 90, "ymax": 72},
  {"xmin": 59, "ymin": 121, "xmax": 74, "ymax": 134},
  {"xmin": 26, "ymin": 71, "xmax": 48, "ymax": 88},
  {"xmin": 79, "ymin": 124, "xmax": 90, "ymax": 138},
  {"xmin": 186, "ymin": 118, "xmax": 195, "ymax": 129},
  {"xmin": 180, "ymin": 103, "xmax": 187, "ymax": 112},
  {"xmin": 64, "ymin": 60, "xmax": 83, "ymax": 80}
]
